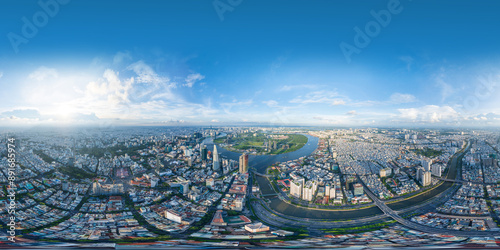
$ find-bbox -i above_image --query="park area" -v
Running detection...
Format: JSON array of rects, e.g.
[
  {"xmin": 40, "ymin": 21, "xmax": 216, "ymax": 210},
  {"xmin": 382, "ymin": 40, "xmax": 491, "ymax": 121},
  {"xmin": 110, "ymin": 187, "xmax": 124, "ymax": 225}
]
[{"xmin": 215, "ymin": 132, "xmax": 307, "ymax": 155}]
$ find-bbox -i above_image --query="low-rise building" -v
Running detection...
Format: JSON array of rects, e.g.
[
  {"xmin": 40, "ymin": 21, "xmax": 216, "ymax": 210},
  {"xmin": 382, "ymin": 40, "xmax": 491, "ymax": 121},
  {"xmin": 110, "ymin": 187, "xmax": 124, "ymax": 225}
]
[{"xmin": 244, "ymin": 222, "xmax": 270, "ymax": 233}]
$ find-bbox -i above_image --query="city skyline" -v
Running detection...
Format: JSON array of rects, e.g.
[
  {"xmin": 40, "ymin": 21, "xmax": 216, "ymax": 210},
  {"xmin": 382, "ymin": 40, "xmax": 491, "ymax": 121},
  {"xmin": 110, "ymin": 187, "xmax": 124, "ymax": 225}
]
[
  {"xmin": 1, "ymin": 1, "xmax": 500, "ymax": 128},
  {"xmin": 2, "ymin": 2, "xmax": 500, "ymax": 248},
  {"xmin": 2, "ymin": 125, "xmax": 500, "ymax": 247}
]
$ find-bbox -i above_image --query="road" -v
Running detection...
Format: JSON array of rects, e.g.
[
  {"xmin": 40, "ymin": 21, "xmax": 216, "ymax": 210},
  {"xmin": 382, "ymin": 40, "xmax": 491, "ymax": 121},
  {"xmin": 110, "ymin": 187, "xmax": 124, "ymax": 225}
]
[
  {"xmin": 251, "ymin": 139, "xmax": 500, "ymax": 236},
  {"xmin": 436, "ymin": 177, "xmax": 498, "ymax": 185},
  {"xmin": 250, "ymin": 197, "xmax": 389, "ymax": 232},
  {"xmin": 361, "ymin": 177, "xmax": 500, "ymax": 237},
  {"xmin": 355, "ymin": 141, "xmax": 500, "ymax": 237}
]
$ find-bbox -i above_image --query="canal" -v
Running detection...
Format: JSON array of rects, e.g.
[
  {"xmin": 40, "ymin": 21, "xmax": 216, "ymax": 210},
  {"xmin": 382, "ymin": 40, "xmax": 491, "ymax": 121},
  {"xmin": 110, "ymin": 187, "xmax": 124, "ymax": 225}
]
[
  {"xmin": 204, "ymin": 134, "xmax": 466, "ymax": 220},
  {"xmin": 386, "ymin": 144, "xmax": 465, "ymax": 210},
  {"xmin": 255, "ymin": 174, "xmax": 383, "ymax": 219}
]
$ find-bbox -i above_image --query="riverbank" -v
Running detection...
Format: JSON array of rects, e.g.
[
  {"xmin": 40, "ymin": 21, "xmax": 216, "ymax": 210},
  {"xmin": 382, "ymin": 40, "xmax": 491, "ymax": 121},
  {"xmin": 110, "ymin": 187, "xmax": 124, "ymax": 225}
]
[{"xmin": 215, "ymin": 133, "xmax": 308, "ymax": 155}]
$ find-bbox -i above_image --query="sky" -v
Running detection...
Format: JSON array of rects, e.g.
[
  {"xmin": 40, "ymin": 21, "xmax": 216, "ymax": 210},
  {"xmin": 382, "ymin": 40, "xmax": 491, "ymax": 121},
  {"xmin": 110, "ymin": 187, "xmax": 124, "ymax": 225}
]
[{"xmin": 0, "ymin": 0, "xmax": 499, "ymax": 128}]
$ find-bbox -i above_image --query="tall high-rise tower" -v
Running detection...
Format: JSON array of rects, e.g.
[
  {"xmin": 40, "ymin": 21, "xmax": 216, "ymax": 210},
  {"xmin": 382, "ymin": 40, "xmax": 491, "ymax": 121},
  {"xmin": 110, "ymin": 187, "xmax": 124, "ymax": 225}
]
[
  {"xmin": 239, "ymin": 153, "xmax": 249, "ymax": 174},
  {"xmin": 213, "ymin": 145, "xmax": 219, "ymax": 162},
  {"xmin": 213, "ymin": 145, "xmax": 220, "ymax": 171},
  {"xmin": 201, "ymin": 145, "xmax": 208, "ymax": 161}
]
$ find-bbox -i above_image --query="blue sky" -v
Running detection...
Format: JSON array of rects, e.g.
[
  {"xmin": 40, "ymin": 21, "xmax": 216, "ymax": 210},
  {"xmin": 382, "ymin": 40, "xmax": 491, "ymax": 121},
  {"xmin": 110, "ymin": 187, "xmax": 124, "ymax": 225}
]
[{"xmin": 0, "ymin": 0, "xmax": 499, "ymax": 127}]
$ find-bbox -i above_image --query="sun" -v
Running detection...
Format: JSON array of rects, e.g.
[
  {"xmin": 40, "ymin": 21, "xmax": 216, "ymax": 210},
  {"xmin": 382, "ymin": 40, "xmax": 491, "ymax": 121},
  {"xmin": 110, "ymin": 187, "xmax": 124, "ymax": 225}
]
[{"xmin": 52, "ymin": 104, "xmax": 77, "ymax": 122}]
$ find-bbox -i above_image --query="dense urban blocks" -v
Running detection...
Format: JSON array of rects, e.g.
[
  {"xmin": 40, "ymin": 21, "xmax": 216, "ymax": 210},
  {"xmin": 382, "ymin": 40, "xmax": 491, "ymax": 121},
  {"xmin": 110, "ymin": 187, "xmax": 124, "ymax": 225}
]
[{"xmin": 0, "ymin": 127, "xmax": 499, "ymax": 246}]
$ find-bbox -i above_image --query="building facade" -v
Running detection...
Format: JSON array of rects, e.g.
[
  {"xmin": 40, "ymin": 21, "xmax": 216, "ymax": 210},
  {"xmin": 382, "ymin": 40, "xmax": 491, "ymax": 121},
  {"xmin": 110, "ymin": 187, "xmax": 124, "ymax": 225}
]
[{"xmin": 239, "ymin": 153, "xmax": 248, "ymax": 174}]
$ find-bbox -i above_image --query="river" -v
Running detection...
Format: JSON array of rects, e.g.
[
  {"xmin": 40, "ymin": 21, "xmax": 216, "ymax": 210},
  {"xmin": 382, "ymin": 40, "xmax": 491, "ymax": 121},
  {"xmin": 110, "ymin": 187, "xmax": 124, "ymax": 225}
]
[
  {"xmin": 203, "ymin": 134, "xmax": 385, "ymax": 219},
  {"xmin": 202, "ymin": 134, "xmax": 463, "ymax": 221},
  {"xmin": 203, "ymin": 134, "xmax": 319, "ymax": 173}
]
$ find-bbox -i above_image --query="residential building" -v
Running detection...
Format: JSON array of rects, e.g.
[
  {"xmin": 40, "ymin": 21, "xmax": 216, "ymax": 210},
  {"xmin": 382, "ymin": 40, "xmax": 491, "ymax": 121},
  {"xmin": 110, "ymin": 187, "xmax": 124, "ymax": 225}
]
[
  {"xmin": 290, "ymin": 178, "xmax": 303, "ymax": 199},
  {"xmin": 239, "ymin": 153, "xmax": 248, "ymax": 174},
  {"xmin": 431, "ymin": 164, "xmax": 442, "ymax": 177},
  {"xmin": 166, "ymin": 209, "xmax": 182, "ymax": 224},
  {"xmin": 353, "ymin": 183, "xmax": 364, "ymax": 196},
  {"xmin": 422, "ymin": 159, "xmax": 432, "ymax": 171},
  {"xmin": 302, "ymin": 181, "xmax": 317, "ymax": 201}
]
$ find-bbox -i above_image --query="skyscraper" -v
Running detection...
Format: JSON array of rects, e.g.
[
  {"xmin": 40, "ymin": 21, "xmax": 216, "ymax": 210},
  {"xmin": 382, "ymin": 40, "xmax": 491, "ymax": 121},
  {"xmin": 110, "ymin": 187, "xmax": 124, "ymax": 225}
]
[
  {"xmin": 213, "ymin": 145, "xmax": 219, "ymax": 161},
  {"xmin": 201, "ymin": 145, "xmax": 208, "ymax": 161},
  {"xmin": 213, "ymin": 145, "xmax": 220, "ymax": 171},
  {"xmin": 239, "ymin": 153, "xmax": 248, "ymax": 174}
]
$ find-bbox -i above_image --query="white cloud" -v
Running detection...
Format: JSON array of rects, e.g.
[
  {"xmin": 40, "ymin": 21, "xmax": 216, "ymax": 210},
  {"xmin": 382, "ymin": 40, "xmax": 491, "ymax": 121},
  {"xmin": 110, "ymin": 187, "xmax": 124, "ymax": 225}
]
[
  {"xmin": 113, "ymin": 51, "xmax": 132, "ymax": 65},
  {"xmin": 348, "ymin": 100, "xmax": 378, "ymax": 107},
  {"xmin": 85, "ymin": 69, "xmax": 133, "ymax": 106},
  {"xmin": 290, "ymin": 91, "xmax": 346, "ymax": 106},
  {"xmin": 22, "ymin": 69, "xmax": 95, "ymax": 114},
  {"xmin": 397, "ymin": 105, "xmax": 459, "ymax": 123},
  {"xmin": 434, "ymin": 73, "xmax": 455, "ymax": 102},
  {"xmin": 346, "ymin": 110, "xmax": 357, "ymax": 116},
  {"xmin": 466, "ymin": 113, "xmax": 500, "ymax": 122},
  {"xmin": 399, "ymin": 56, "xmax": 414, "ymax": 71},
  {"xmin": 127, "ymin": 60, "xmax": 170, "ymax": 85},
  {"xmin": 28, "ymin": 67, "xmax": 58, "ymax": 81},
  {"xmin": 311, "ymin": 114, "xmax": 354, "ymax": 125},
  {"xmin": 220, "ymin": 99, "xmax": 253, "ymax": 113},
  {"xmin": 0, "ymin": 107, "xmax": 102, "ymax": 126},
  {"xmin": 3, "ymin": 57, "xmax": 224, "ymax": 126},
  {"xmin": 270, "ymin": 56, "xmax": 287, "ymax": 73},
  {"xmin": 184, "ymin": 73, "xmax": 205, "ymax": 87},
  {"xmin": 390, "ymin": 93, "xmax": 417, "ymax": 104},
  {"xmin": 0, "ymin": 109, "xmax": 41, "ymax": 119},
  {"xmin": 124, "ymin": 61, "xmax": 178, "ymax": 103},
  {"xmin": 0, "ymin": 115, "xmax": 40, "ymax": 125},
  {"xmin": 280, "ymin": 84, "xmax": 318, "ymax": 91},
  {"xmin": 345, "ymin": 93, "xmax": 417, "ymax": 107},
  {"xmin": 16, "ymin": 55, "xmax": 500, "ymax": 127},
  {"xmin": 37, "ymin": 60, "xmax": 201, "ymax": 123},
  {"xmin": 331, "ymin": 100, "xmax": 346, "ymax": 105},
  {"xmin": 263, "ymin": 100, "xmax": 279, "ymax": 107}
]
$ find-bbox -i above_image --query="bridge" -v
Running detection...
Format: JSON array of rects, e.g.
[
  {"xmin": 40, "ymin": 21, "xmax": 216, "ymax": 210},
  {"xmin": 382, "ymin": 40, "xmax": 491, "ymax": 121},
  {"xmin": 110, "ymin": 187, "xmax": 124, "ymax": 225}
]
[
  {"xmin": 356, "ymin": 141, "xmax": 500, "ymax": 237},
  {"xmin": 251, "ymin": 170, "xmax": 273, "ymax": 178},
  {"xmin": 261, "ymin": 193, "xmax": 278, "ymax": 197},
  {"xmin": 436, "ymin": 177, "xmax": 497, "ymax": 185},
  {"xmin": 359, "ymin": 175, "xmax": 500, "ymax": 237}
]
